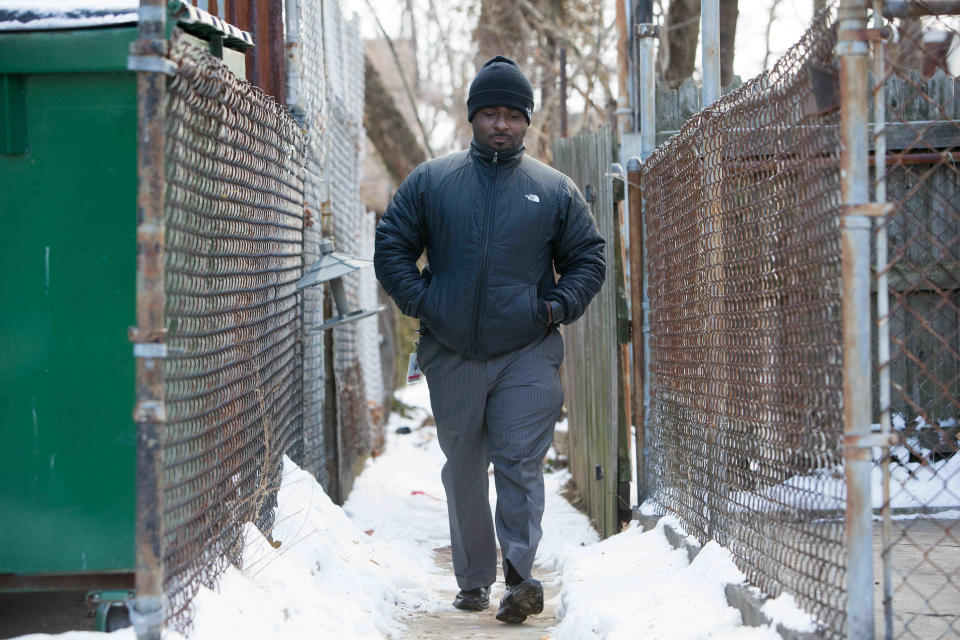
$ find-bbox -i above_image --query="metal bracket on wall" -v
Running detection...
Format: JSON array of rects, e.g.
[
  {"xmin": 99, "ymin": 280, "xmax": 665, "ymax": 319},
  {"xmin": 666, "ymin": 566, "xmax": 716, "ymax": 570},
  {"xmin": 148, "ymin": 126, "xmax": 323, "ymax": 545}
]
[
  {"xmin": 127, "ymin": 55, "xmax": 176, "ymax": 76},
  {"xmin": 133, "ymin": 343, "xmax": 168, "ymax": 358},
  {"xmin": 297, "ymin": 239, "xmax": 383, "ymax": 332},
  {"xmin": 128, "ymin": 327, "xmax": 183, "ymax": 358}
]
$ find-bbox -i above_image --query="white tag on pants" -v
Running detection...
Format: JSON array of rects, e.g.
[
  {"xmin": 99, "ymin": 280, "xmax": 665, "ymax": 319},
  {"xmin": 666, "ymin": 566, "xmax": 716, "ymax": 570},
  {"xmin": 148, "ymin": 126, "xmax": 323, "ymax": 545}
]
[{"xmin": 406, "ymin": 351, "xmax": 422, "ymax": 384}]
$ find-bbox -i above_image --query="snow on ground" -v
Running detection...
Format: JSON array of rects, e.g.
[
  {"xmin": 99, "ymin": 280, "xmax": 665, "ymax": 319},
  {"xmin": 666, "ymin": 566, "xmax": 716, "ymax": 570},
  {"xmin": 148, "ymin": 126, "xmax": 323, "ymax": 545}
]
[
  {"xmin": 731, "ymin": 442, "xmax": 960, "ymax": 515},
  {"xmin": 12, "ymin": 380, "xmax": 814, "ymax": 640},
  {"xmin": 553, "ymin": 517, "xmax": 792, "ymax": 640}
]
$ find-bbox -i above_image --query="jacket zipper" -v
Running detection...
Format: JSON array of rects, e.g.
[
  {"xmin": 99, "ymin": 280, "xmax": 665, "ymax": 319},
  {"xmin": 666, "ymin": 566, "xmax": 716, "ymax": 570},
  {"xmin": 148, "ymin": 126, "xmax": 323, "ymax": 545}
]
[{"xmin": 470, "ymin": 151, "xmax": 499, "ymax": 357}]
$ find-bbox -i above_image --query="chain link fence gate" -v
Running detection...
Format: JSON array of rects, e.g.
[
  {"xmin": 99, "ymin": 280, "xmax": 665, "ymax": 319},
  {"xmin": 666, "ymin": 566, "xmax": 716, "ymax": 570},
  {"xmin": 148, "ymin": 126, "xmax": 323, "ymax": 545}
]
[
  {"xmin": 639, "ymin": 7, "xmax": 848, "ymax": 636},
  {"xmin": 132, "ymin": 0, "xmax": 384, "ymax": 631},
  {"xmin": 872, "ymin": 2, "xmax": 960, "ymax": 638},
  {"xmin": 635, "ymin": 1, "xmax": 960, "ymax": 637}
]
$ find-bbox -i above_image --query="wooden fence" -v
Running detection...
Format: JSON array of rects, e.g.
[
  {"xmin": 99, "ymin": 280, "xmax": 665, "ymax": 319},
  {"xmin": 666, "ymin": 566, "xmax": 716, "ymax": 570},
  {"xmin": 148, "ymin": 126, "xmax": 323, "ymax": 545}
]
[{"xmin": 552, "ymin": 127, "xmax": 631, "ymax": 537}]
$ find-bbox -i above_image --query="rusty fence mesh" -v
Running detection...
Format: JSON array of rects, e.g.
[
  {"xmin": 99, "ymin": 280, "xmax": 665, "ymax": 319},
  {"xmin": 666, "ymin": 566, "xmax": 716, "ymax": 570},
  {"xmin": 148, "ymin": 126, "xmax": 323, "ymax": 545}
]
[
  {"xmin": 160, "ymin": 31, "xmax": 305, "ymax": 630},
  {"xmin": 872, "ymin": 9, "xmax": 960, "ymax": 639},
  {"xmin": 641, "ymin": 7, "xmax": 847, "ymax": 636}
]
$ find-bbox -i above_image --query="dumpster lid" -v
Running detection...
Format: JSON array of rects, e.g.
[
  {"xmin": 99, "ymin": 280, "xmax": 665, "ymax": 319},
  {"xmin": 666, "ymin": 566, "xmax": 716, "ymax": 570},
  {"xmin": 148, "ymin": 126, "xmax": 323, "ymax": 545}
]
[
  {"xmin": 168, "ymin": 1, "xmax": 254, "ymax": 50},
  {"xmin": 0, "ymin": 1, "xmax": 253, "ymax": 50},
  {"xmin": 0, "ymin": 2, "xmax": 137, "ymax": 32}
]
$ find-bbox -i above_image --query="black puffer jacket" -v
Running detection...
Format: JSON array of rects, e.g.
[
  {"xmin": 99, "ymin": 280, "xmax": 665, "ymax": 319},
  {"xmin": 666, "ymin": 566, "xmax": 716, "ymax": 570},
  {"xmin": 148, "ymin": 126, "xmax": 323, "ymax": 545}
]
[{"xmin": 374, "ymin": 140, "xmax": 606, "ymax": 360}]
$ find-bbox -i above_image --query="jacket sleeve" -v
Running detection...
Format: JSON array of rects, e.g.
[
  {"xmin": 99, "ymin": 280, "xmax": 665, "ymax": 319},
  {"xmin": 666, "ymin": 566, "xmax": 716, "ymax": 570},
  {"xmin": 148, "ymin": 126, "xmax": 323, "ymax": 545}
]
[
  {"xmin": 544, "ymin": 176, "xmax": 606, "ymax": 324},
  {"xmin": 374, "ymin": 164, "xmax": 430, "ymax": 318}
]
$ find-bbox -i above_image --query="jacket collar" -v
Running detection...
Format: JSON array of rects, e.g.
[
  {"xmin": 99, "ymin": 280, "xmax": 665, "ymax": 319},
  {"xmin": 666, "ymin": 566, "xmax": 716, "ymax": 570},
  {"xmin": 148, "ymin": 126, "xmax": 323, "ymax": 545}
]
[{"xmin": 470, "ymin": 139, "xmax": 525, "ymax": 168}]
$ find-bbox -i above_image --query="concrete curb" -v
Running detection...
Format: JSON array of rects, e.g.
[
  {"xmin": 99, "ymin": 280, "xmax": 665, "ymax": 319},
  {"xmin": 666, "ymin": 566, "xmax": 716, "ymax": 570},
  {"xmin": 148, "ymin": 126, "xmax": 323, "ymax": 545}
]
[{"xmin": 634, "ymin": 511, "xmax": 824, "ymax": 640}]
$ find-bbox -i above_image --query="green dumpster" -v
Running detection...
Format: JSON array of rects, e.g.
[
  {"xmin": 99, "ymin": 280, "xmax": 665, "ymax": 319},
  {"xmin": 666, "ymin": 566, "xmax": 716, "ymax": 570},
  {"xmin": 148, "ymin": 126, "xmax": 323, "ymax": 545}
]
[{"xmin": 0, "ymin": 2, "xmax": 250, "ymax": 624}]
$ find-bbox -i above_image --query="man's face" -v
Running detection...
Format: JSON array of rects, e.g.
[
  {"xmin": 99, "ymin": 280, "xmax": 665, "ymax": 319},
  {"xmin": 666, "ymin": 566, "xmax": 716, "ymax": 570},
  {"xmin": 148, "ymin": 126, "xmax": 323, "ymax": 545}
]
[{"xmin": 471, "ymin": 106, "xmax": 528, "ymax": 151}]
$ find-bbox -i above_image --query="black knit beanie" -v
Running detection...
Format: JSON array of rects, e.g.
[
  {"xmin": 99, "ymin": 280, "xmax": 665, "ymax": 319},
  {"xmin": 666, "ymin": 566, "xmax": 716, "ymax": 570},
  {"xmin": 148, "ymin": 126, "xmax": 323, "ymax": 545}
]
[{"xmin": 467, "ymin": 56, "xmax": 534, "ymax": 124}]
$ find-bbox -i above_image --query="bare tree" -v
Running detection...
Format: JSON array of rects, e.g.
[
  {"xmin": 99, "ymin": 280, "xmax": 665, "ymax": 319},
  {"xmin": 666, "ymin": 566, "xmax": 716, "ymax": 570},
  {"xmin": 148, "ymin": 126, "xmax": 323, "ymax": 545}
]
[
  {"xmin": 362, "ymin": 0, "xmax": 618, "ymax": 165},
  {"xmin": 475, "ymin": 0, "xmax": 529, "ymax": 68},
  {"xmin": 719, "ymin": 0, "xmax": 738, "ymax": 85},
  {"xmin": 762, "ymin": 0, "xmax": 784, "ymax": 70},
  {"xmin": 364, "ymin": 56, "xmax": 427, "ymax": 184},
  {"xmin": 657, "ymin": 0, "xmax": 739, "ymax": 89},
  {"xmin": 657, "ymin": 0, "xmax": 699, "ymax": 88},
  {"xmin": 469, "ymin": 0, "xmax": 617, "ymax": 160}
]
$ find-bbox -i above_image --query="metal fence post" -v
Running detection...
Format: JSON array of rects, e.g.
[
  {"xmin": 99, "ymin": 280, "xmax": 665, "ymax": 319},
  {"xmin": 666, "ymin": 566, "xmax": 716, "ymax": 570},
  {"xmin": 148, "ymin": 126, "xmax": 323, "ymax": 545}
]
[
  {"xmin": 632, "ymin": 0, "xmax": 656, "ymax": 508},
  {"xmin": 636, "ymin": 0, "xmax": 656, "ymax": 155},
  {"xmin": 700, "ymin": 0, "xmax": 726, "ymax": 534},
  {"xmin": 837, "ymin": 0, "xmax": 875, "ymax": 637},
  {"xmin": 627, "ymin": 158, "xmax": 645, "ymax": 505},
  {"xmin": 701, "ymin": 0, "xmax": 720, "ymax": 106},
  {"xmin": 130, "ymin": 0, "xmax": 168, "ymax": 638},
  {"xmin": 870, "ymin": 2, "xmax": 894, "ymax": 638}
]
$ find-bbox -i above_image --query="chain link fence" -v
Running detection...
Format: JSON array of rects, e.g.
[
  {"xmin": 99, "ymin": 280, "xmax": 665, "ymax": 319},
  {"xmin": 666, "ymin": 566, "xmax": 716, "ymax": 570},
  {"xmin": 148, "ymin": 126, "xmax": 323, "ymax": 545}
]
[
  {"xmin": 640, "ymin": 7, "xmax": 848, "ymax": 636},
  {"xmin": 873, "ymin": 7, "xmax": 960, "ymax": 638},
  {"xmin": 639, "ymin": 3, "xmax": 960, "ymax": 637},
  {"xmin": 160, "ymin": 29, "xmax": 305, "ymax": 630},
  {"xmin": 137, "ymin": 0, "xmax": 385, "ymax": 629}
]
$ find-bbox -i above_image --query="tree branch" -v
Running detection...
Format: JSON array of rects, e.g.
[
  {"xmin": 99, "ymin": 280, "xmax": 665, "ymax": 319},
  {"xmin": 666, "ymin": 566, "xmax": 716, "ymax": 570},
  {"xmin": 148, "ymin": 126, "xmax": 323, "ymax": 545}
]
[{"xmin": 361, "ymin": 0, "xmax": 435, "ymax": 158}]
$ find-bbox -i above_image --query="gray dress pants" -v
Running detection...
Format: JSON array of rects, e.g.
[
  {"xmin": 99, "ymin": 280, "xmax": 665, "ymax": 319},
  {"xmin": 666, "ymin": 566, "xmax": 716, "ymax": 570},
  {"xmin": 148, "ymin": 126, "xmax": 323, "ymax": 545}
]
[{"xmin": 419, "ymin": 328, "xmax": 564, "ymax": 590}]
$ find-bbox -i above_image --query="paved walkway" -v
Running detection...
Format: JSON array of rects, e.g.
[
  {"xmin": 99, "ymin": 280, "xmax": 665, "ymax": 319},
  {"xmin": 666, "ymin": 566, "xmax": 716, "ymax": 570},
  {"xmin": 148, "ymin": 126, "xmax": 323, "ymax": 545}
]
[
  {"xmin": 400, "ymin": 547, "xmax": 561, "ymax": 639},
  {"xmin": 873, "ymin": 518, "xmax": 960, "ymax": 639}
]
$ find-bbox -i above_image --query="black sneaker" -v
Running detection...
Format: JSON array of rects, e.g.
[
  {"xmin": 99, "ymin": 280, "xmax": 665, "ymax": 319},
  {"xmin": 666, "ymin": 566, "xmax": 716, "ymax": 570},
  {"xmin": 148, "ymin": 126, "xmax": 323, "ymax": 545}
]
[
  {"xmin": 452, "ymin": 586, "xmax": 490, "ymax": 611},
  {"xmin": 495, "ymin": 578, "xmax": 543, "ymax": 624}
]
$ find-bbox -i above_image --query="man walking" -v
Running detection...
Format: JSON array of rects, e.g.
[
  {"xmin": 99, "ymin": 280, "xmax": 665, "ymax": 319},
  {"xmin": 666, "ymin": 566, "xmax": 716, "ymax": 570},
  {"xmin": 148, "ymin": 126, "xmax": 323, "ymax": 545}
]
[{"xmin": 374, "ymin": 55, "xmax": 605, "ymax": 624}]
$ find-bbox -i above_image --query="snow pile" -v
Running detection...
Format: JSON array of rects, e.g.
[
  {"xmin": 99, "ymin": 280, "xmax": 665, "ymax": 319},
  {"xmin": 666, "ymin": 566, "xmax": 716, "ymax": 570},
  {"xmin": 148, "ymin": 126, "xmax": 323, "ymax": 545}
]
[
  {"xmin": 884, "ymin": 450, "xmax": 960, "ymax": 510},
  {"xmin": 14, "ymin": 448, "xmax": 440, "ymax": 640},
  {"xmin": 761, "ymin": 593, "xmax": 817, "ymax": 633},
  {"xmin": 219, "ymin": 458, "xmax": 440, "ymax": 639},
  {"xmin": 732, "ymin": 436, "xmax": 959, "ymax": 515},
  {"xmin": 552, "ymin": 518, "xmax": 777, "ymax": 639},
  {"xmin": 764, "ymin": 451, "xmax": 960, "ymax": 511},
  {"xmin": 171, "ymin": 453, "xmax": 442, "ymax": 640}
]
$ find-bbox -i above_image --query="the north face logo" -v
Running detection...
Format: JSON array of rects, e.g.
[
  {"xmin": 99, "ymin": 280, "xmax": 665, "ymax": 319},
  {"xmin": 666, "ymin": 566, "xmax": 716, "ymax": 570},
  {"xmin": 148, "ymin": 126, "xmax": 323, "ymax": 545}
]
[{"xmin": 525, "ymin": 194, "xmax": 540, "ymax": 203}]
